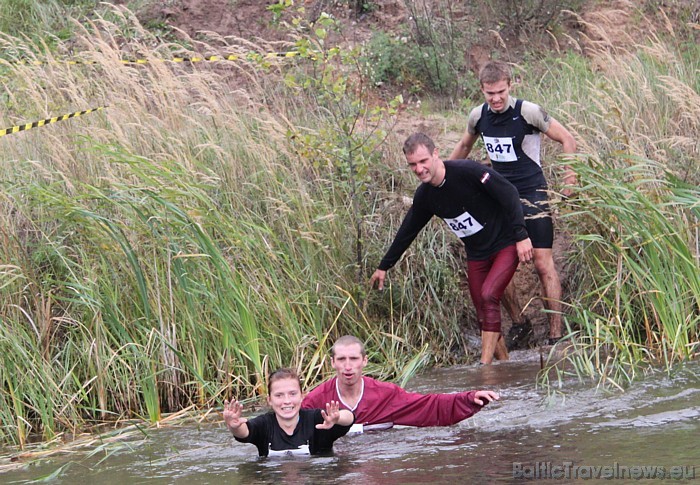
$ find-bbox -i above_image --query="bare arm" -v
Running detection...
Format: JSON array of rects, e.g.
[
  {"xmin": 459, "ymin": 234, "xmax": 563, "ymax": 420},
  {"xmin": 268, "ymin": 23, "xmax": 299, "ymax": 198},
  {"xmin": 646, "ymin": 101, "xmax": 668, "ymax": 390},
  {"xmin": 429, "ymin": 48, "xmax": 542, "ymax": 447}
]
[
  {"xmin": 223, "ymin": 400, "xmax": 249, "ymax": 438},
  {"xmin": 544, "ymin": 119, "xmax": 577, "ymax": 195},
  {"xmin": 449, "ymin": 130, "xmax": 479, "ymax": 160}
]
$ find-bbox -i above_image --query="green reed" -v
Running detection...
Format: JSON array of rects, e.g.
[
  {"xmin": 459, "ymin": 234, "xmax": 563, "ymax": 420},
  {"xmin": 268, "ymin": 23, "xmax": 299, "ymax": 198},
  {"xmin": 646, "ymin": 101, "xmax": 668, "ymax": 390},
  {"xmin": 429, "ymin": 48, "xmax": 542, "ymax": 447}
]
[
  {"xmin": 548, "ymin": 155, "xmax": 699, "ymax": 385},
  {"xmin": 527, "ymin": 19, "xmax": 700, "ymax": 387},
  {"xmin": 0, "ymin": 6, "xmax": 456, "ymax": 447}
]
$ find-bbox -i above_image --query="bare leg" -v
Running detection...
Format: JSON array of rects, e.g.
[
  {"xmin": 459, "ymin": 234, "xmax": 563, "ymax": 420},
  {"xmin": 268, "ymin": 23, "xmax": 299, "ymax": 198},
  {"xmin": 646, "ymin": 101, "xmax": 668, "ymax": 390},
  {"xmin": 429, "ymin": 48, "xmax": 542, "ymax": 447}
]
[
  {"xmin": 533, "ymin": 248, "xmax": 563, "ymax": 339},
  {"xmin": 481, "ymin": 331, "xmax": 509, "ymax": 364},
  {"xmin": 480, "ymin": 331, "xmax": 496, "ymax": 364},
  {"xmin": 494, "ymin": 334, "xmax": 509, "ymax": 361},
  {"xmin": 501, "ymin": 281, "xmax": 525, "ymax": 324}
]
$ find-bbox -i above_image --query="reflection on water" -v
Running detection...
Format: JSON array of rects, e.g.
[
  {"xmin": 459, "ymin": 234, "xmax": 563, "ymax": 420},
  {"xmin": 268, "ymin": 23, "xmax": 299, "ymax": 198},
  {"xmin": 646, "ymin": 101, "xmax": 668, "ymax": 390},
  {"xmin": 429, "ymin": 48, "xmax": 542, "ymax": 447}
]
[{"xmin": 3, "ymin": 353, "xmax": 699, "ymax": 484}]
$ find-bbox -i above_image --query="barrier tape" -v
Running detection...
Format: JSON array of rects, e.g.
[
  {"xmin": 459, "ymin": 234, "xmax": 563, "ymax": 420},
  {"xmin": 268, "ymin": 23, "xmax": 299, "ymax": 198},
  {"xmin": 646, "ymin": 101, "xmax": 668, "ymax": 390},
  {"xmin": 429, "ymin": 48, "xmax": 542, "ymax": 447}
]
[
  {"xmin": 0, "ymin": 106, "xmax": 106, "ymax": 138},
  {"xmin": 10, "ymin": 51, "xmax": 303, "ymax": 66},
  {"xmin": 0, "ymin": 49, "xmax": 309, "ymax": 138}
]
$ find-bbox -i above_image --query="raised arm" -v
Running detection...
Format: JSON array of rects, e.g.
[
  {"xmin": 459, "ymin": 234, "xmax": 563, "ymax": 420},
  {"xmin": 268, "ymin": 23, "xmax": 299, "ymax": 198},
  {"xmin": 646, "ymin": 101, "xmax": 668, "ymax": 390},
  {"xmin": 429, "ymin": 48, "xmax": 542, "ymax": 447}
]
[{"xmin": 223, "ymin": 399, "xmax": 249, "ymax": 439}]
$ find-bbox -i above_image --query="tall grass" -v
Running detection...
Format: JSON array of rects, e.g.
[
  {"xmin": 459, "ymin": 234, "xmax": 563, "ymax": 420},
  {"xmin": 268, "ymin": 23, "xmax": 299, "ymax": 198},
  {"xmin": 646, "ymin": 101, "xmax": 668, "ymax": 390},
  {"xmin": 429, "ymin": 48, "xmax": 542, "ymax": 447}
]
[
  {"xmin": 0, "ymin": 5, "xmax": 459, "ymax": 447},
  {"xmin": 520, "ymin": 10, "xmax": 700, "ymax": 388},
  {"xmin": 0, "ymin": 0, "xmax": 98, "ymax": 49}
]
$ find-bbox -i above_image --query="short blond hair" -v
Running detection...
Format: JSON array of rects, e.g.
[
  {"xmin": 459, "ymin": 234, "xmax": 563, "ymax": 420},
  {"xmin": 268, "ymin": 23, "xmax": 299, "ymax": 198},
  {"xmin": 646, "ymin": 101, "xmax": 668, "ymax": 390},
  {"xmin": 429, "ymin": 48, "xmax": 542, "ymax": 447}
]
[
  {"xmin": 479, "ymin": 60, "xmax": 511, "ymax": 86},
  {"xmin": 330, "ymin": 335, "xmax": 366, "ymax": 357}
]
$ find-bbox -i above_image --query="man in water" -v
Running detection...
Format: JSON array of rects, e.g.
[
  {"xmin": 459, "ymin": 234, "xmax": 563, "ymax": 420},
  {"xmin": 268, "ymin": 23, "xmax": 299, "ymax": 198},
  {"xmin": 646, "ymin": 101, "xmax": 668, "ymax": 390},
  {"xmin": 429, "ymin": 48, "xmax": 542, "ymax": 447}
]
[
  {"xmin": 450, "ymin": 60, "xmax": 577, "ymax": 348},
  {"xmin": 302, "ymin": 335, "xmax": 500, "ymax": 432}
]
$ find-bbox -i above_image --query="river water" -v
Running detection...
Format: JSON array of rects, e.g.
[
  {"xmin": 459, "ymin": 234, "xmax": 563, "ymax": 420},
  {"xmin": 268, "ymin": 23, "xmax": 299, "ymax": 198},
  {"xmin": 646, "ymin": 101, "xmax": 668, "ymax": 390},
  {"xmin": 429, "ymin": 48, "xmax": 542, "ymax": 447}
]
[{"xmin": 2, "ymin": 352, "xmax": 699, "ymax": 484}]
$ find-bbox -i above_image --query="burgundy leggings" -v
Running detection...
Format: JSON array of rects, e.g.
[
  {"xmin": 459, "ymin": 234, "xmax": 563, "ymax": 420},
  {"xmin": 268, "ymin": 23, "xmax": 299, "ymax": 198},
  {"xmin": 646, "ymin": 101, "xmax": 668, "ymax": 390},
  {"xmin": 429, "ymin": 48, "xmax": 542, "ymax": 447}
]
[{"xmin": 466, "ymin": 244, "xmax": 519, "ymax": 333}]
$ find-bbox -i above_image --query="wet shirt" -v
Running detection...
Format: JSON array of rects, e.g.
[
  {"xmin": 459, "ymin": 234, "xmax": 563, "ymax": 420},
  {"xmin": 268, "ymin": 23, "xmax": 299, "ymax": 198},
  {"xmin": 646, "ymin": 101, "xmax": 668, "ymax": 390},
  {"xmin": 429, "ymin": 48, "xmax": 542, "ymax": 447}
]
[
  {"xmin": 235, "ymin": 409, "xmax": 353, "ymax": 457},
  {"xmin": 467, "ymin": 96, "xmax": 552, "ymax": 193},
  {"xmin": 302, "ymin": 376, "xmax": 483, "ymax": 428},
  {"xmin": 378, "ymin": 160, "xmax": 528, "ymax": 266}
]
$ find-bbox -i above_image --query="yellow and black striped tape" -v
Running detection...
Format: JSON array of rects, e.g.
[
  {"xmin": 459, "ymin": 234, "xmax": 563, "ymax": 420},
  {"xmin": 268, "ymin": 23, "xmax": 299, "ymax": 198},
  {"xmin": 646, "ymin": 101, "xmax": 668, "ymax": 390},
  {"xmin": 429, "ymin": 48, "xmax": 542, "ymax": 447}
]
[
  {"xmin": 0, "ymin": 106, "xmax": 107, "ymax": 138},
  {"xmin": 11, "ymin": 51, "xmax": 303, "ymax": 66}
]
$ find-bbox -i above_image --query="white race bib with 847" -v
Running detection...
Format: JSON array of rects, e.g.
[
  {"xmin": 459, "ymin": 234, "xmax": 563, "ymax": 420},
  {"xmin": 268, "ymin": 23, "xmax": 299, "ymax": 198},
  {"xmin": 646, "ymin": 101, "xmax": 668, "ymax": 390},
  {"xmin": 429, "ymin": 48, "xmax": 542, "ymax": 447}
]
[
  {"xmin": 444, "ymin": 211, "xmax": 483, "ymax": 238},
  {"xmin": 483, "ymin": 135, "xmax": 517, "ymax": 162}
]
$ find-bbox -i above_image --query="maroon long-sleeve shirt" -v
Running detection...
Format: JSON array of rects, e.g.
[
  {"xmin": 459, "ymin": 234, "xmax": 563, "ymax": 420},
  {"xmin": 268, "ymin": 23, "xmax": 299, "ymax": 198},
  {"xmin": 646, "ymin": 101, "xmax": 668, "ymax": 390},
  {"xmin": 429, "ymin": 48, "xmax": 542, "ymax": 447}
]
[{"xmin": 302, "ymin": 376, "xmax": 483, "ymax": 428}]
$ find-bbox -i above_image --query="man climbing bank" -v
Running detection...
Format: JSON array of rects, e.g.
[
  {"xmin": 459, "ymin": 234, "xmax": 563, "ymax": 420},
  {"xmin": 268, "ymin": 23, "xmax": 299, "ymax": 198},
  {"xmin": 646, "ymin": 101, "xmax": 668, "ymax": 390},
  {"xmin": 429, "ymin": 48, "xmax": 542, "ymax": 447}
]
[{"xmin": 450, "ymin": 60, "xmax": 577, "ymax": 348}]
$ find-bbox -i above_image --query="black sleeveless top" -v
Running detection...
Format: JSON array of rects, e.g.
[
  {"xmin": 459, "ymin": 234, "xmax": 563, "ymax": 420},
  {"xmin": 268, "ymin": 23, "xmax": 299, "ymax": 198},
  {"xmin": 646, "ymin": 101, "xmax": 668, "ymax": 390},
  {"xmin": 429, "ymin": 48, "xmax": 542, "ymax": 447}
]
[{"xmin": 475, "ymin": 99, "xmax": 547, "ymax": 193}]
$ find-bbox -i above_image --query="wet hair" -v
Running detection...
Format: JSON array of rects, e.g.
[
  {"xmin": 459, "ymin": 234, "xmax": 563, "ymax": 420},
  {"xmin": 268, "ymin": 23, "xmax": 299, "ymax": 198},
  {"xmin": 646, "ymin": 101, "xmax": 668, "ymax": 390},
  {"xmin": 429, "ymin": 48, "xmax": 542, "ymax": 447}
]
[
  {"xmin": 330, "ymin": 335, "xmax": 366, "ymax": 358},
  {"xmin": 267, "ymin": 368, "xmax": 302, "ymax": 395},
  {"xmin": 403, "ymin": 132, "xmax": 435, "ymax": 156},
  {"xmin": 479, "ymin": 60, "xmax": 512, "ymax": 86}
]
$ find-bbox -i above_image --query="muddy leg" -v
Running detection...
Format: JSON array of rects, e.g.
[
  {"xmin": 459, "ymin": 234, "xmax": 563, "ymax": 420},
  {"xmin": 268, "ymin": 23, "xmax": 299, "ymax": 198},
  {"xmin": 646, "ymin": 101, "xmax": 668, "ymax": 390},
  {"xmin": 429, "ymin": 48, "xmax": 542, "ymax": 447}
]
[
  {"xmin": 481, "ymin": 331, "xmax": 508, "ymax": 364},
  {"xmin": 494, "ymin": 333, "xmax": 510, "ymax": 361}
]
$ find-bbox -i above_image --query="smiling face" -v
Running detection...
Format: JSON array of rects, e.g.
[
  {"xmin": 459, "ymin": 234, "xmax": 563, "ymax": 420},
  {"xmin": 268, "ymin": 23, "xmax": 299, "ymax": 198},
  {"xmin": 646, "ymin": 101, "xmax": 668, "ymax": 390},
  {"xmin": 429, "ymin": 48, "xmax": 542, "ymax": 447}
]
[
  {"xmin": 267, "ymin": 377, "xmax": 303, "ymax": 421},
  {"xmin": 331, "ymin": 342, "xmax": 368, "ymax": 389},
  {"xmin": 405, "ymin": 143, "xmax": 445, "ymax": 186},
  {"xmin": 481, "ymin": 79, "xmax": 511, "ymax": 113}
]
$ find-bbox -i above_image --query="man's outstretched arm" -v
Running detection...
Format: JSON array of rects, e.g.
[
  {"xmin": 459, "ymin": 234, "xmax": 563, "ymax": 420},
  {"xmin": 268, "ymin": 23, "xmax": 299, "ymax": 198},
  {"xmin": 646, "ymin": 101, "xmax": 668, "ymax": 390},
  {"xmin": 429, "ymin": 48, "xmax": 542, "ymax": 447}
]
[{"xmin": 381, "ymin": 382, "xmax": 500, "ymax": 427}]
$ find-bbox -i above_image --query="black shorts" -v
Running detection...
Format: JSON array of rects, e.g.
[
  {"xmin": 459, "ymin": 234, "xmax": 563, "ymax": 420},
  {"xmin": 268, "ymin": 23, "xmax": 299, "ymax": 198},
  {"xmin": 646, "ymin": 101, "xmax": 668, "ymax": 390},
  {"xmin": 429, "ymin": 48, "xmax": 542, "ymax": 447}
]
[{"xmin": 521, "ymin": 189, "xmax": 553, "ymax": 249}]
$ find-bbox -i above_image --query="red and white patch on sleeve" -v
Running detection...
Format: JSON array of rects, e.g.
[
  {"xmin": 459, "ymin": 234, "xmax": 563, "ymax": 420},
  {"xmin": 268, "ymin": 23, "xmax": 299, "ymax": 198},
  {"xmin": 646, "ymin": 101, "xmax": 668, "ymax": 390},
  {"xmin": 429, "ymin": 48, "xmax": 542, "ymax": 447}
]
[{"xmin": 480, "ymin": 172, "xmax": 490, "ymax": 184}]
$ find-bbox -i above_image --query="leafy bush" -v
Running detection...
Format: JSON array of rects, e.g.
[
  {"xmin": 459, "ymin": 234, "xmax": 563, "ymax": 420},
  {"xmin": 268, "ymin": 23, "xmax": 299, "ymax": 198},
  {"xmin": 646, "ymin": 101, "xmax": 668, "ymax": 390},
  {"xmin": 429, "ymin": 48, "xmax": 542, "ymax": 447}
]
[{"xmin": 361, "ymin": 27, "xmax": 466, "ymax": 96}]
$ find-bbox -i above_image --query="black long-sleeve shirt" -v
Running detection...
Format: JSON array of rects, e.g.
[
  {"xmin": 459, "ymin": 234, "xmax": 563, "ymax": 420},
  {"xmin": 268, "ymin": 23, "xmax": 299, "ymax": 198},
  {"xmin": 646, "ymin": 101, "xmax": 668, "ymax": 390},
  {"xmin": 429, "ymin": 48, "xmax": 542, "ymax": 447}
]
[{"xmin": 378, "ymin": 159, "xmax": 528, "ymax": 268}]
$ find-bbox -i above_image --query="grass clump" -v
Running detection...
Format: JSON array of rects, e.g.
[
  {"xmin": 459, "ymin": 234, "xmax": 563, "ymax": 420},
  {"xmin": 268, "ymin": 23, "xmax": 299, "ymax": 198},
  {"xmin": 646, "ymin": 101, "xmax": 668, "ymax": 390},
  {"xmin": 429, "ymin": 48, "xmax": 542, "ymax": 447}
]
[
  {"xmin": 0, "ymin": 0, "xmax": 99, "ymax": 52},
  {"xmin": 0, "ymin": 0, "xmax": 697, "ymax": 454}
]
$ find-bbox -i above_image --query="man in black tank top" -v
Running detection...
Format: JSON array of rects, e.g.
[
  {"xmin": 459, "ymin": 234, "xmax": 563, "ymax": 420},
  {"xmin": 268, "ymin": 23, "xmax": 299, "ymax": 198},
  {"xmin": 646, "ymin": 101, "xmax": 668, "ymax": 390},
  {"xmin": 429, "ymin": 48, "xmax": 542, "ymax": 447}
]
[{"xmin": 450, "ymin": 60, "xmax": 577, "ymax": 348}]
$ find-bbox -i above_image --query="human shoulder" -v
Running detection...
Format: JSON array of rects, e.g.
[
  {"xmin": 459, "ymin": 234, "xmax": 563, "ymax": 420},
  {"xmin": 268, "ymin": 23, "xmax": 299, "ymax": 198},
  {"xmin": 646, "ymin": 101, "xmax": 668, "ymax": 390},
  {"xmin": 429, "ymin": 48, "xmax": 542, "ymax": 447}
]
[
  {"xmin": 248, "ymin": 410, "xmax": 276, "ymax": 426},
  {"xmin": 467, "ymin": 104, "xmax": 486, "ymax": 134},
  {"xmin": 363, "ymin": 375, "xmax": 404, "ymax": 393},
  {"xmin": 519, "ymin": 99, "xmax": 552, "ymax": 132},
  {"xmin": 238, "ymin": 410, "xmax": 275, "ymax": 442},
  {"xmin": 413, "ymin": 180, "xmax": 433, "ymax": 201},
  {"xmin": 446, "ymin": 160, "xmax": 504, "ymax": 189},
  {"xmin": 308, "ymin": 376, "xmax": 337, "ymax": 393},
  {"xmin": 445, "ymin": 159, "xmax": 488, "ymax": 175}
]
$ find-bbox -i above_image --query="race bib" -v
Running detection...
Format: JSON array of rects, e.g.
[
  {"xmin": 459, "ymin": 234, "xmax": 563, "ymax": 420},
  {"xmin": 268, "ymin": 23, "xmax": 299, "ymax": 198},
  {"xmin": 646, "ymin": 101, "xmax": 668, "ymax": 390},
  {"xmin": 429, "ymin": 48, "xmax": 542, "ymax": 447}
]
[
  {"xmin": 482, "ymin": 135, "xmax": 517, "ymax": 162},
  {"xmin": 444, "ymin": 211, "xmax": 483, "ymax": 238}
]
